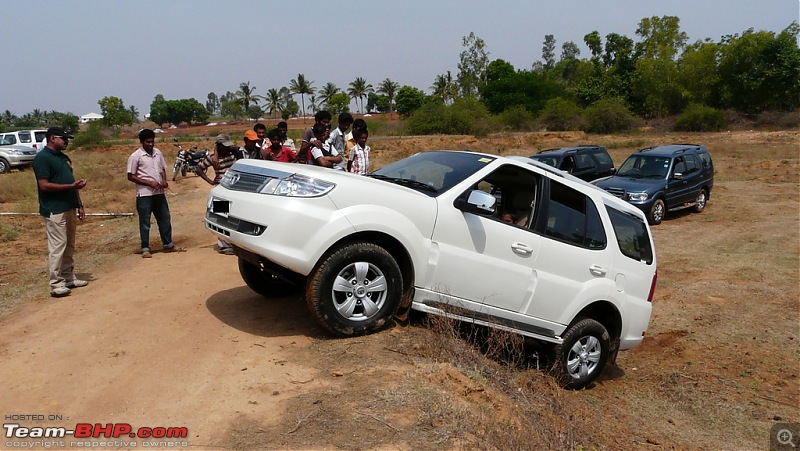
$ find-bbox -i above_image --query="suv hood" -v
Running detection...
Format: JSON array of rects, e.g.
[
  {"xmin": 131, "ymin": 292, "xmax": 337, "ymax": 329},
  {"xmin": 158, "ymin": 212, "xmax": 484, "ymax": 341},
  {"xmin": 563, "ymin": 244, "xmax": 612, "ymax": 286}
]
[{"xmin": 595, "ymin": 175, "xmax": 667, "ymax": 193}]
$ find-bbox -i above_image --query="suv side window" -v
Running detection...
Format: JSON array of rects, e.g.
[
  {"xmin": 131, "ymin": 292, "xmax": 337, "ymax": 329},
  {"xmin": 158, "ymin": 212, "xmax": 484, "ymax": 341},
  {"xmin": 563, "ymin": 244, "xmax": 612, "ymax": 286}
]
[
  {"xmin": 539, "ymin": 180, "xmax": 606, "ymax": 249},
  {"xmin": 591, "ymin": 150, "xmax": 613, "ymax": 166},
  {"xmin": 18, "ymin": 132, "xmax": 32, "ymax": 144},
  {"xmin": 1, "ymin": 134, "xmax": 16, "ymax": 145},
  {"xmin": 698, "ymin": 151, "xmax": 712, "ymax": 169},
  {"xmin": 575, "ymin": 153, "xmax": 596, "ymax": 170},
  {"xmin": 606, "ymin": 205, "xmax": 653, "ymax": 264},
  {"xmin": 684, "ymin": 154, "xmax": 700, "ymax": 173}
]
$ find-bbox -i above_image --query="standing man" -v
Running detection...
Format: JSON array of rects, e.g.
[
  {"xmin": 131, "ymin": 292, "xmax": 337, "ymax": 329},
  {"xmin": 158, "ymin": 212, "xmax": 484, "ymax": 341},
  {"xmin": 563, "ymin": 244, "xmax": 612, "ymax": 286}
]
[
  {"xmin": 127, "ymin": 129, "xmax": 182, "ymax": 259},
  {"xmin": 276, "ymin": 121, "xmax": 296, "ymax": 152},
  {"xmin": 33, "ymin": 127, "xmax": 88, "ymax": 297}
]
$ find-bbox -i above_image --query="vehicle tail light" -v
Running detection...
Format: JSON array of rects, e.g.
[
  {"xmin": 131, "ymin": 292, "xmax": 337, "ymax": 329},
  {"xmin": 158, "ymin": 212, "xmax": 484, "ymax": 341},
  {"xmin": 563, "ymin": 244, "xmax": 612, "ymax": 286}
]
[{"xmin": 647, "ymin": 270, "xmax": 658, "ymax": 303}]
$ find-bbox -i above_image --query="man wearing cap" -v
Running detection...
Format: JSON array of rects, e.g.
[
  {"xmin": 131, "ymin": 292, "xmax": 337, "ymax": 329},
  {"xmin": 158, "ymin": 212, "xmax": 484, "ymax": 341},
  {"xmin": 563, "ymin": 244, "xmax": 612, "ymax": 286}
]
[
  {"xmin": 33, "ymin": 127, "xmax": 89, "ymax": 297},
  {"xmin": 197, "ymin": 134, "xmax": 240, "ymax": 254},
  {"xmin": 242, "ymin": 130, "xmax": 262, "ymax": 159},
  {"xmin": 127, "ymin": 129, "xmax": 182, "ymax": 259}
]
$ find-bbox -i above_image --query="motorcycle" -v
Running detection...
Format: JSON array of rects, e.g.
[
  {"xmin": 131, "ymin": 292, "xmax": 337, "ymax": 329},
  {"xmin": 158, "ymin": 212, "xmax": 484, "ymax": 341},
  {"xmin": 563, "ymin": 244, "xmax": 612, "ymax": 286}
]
[{"xmin": 172, "ymin": 142, "xmax": 209, "ymax": 181}]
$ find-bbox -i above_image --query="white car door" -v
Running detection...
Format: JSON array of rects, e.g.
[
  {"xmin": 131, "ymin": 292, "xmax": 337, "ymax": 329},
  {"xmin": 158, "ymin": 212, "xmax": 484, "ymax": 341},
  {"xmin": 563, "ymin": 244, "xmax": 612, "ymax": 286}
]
[{"xmin": 426, "ymin": 164, "xmax": 543, "ymax": 314}]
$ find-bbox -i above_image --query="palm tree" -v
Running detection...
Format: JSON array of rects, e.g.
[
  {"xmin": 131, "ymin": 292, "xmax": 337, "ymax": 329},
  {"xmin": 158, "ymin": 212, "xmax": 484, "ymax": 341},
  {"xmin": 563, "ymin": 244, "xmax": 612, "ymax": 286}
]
[
  {"xmin": 31, "ymin": 109, "xmax": 45, "ymax": 126},
  {"xmin": 289, "ymin": 74, "xmax": 315, "ymax": 119},
  {"xmin": 1, "ymin": 110, "xmax": 17, "ymax": 124},
  {"xmin": 319, "ymin": 82, "xmax": 340, "ymax": 108},
  {"xmin": 265, "ymin": 88, "xmax": 283, "ymax": 117},
  {"xmin": 347, "ymin": 77, "xmax": 373, "ymax": 114},
  {"xmin": 235, "ymin": 81, "xmax": 264, "ymax": 112},
  {"xmin": 128, "ymin": 105, "xmax": 140, "ymax": 122},
  {"xmin": 431, "ymin": 72, "xmax": 457, "ymax": 105},
  {"xmin": 377, "ymin": 78, "xmax": 400, "ymax": 115}
]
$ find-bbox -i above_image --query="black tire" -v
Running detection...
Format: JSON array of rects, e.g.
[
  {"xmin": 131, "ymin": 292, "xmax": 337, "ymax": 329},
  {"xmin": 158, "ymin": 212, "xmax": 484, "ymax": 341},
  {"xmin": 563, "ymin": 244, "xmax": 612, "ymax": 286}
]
[
  {"xmin": 172, "ymin": 167, "xmax": 180, "ymax": 181},
  {"xmin": 552, "ymin": 318, "xmax": 610, "ymax": 389},
  {"xmin": 647, "ymin": 198, "xmax": 665, "ymax": 225},
  {"xmin": 181, "ymin": 166, "xmax": 187, "ymax": 177},
  {"xmin": 238, "ymin": 258, "xmax": 300, "ymax": 298},
  {"xmin": 693, "ymin": 188, "xmax": 708, "ymax": 213},
  {"xmin": 0, "ymin": 158, "xmax": 9, "ymax": 174},
  {"xmin": 306, "ymin": 242, "xmax": 402, "ymax": 337}
]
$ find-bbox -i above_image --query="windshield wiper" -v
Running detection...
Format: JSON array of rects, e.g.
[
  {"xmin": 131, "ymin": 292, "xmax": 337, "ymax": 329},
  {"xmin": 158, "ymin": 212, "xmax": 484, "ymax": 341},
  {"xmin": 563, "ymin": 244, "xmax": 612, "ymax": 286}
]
[{"xmin": 367, "ymin": 174, "xmax": 438, "ymax": 193}]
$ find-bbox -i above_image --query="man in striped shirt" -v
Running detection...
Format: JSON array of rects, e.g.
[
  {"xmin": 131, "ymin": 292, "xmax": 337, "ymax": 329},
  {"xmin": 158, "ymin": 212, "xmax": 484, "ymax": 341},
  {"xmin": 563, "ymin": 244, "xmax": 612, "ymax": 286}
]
[{"xmin": 197, "ymin": 134, "xmax": 240, "ymax": 254}]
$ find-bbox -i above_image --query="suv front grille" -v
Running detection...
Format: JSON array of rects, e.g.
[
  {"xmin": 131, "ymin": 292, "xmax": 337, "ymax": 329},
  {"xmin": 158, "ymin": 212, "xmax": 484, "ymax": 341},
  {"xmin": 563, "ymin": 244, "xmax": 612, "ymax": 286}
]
[
  {"xmin": 604, "ymin": 187, "xmax": 626, "ymax": 199},
  {"xmin": 220, "ymin": 170, "xmax": 272, "ymax": 193}
]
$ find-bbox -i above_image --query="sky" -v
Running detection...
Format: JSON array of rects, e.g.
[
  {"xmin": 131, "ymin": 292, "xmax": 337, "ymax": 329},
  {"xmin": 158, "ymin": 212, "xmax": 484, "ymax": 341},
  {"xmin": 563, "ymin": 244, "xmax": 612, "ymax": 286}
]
[{"xmin": 3, "ymin": 0, "xmax": 798, "ymax": 118}]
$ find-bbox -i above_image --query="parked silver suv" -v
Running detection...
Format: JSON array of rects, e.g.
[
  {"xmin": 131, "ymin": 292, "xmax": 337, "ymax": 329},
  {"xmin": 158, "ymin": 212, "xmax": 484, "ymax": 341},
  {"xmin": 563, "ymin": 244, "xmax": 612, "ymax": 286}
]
[{"xmin": 0, "ymin": 137, "xmax": 37, "ymax": 173}]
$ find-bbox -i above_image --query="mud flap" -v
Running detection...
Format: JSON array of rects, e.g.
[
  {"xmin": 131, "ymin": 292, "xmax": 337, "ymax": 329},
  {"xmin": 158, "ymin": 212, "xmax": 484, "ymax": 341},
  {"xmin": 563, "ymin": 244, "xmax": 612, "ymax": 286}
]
[
  {"xmin": 608, "ymin": 336, "xmax": 621, "ymax": 365},
  {"xmin": 393, "ymin": 288, "xmax": 415, "ymax": 324}
]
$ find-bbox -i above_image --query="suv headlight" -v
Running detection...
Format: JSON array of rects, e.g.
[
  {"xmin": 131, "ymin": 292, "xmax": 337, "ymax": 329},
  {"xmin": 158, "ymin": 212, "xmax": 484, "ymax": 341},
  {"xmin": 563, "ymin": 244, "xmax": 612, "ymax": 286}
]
[
  {"xmin": 260, "ymin": 174, "xmax": 335, "ymax": 197},
  {"xmin": 628, "ymin": 192, "xmax": 649, "ymax": 201}
]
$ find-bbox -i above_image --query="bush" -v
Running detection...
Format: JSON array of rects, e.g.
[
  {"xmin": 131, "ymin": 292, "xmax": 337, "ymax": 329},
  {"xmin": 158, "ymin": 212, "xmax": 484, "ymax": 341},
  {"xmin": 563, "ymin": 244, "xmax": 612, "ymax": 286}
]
[
  {"xmin": 674, "ymin": 104, "xmax": 727, "ymax": 131},
  {"xmin": 405, "ymin": 98, "xmax": 492, "ymax": 136},
  {"xmin": 497, "ymin": 105, "xmax": 536, "ymax": 131},
  {"xmin": 70, "ymin": 122, "xmax": 106, "ymax": 149},
  {"xmin": 581, "ymin": 97, "xmax": 638, "ymax": 134},
  {"xmin": 538, "ymin": 98, "xmax": 582, "ymax": 131}
]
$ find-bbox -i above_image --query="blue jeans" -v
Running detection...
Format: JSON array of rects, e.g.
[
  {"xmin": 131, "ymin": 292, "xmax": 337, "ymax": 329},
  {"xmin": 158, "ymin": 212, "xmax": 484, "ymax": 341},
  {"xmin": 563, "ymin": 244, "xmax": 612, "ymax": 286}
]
[{"xmin": 136, "ymin": 194, "xmax": 173, "ymax": 252}]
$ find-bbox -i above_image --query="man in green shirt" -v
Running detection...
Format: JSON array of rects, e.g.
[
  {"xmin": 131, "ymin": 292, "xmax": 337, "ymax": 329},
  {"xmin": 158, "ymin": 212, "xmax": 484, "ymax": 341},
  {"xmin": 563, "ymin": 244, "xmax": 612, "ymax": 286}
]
[{"xmin": 33, "ymin": 127, "xmax": 89, "ymax": 298}]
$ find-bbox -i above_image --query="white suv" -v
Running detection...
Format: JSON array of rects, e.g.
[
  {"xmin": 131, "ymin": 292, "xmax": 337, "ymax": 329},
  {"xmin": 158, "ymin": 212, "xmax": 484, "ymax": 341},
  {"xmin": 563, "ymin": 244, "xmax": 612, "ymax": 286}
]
[
  {"xmin": 205, "ymin": 151, "xmax": 657, "ymax": 388},
  {"xmin": 0, "ymin": 130, "xmax": 47, "ymax": 151}
]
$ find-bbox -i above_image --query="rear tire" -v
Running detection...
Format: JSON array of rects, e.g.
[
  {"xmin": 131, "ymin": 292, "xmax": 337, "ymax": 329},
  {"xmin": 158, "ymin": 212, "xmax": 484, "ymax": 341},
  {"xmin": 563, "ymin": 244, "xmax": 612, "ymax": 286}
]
[
  {"xmin": 693, "ymin": 189, "xmax": 708, "ymax": 213},
  {"xmin": 238, "ymin": 258, "xmax": 300, "ymax": 298},
  {"xmin": 553, "ymin": 318, "xmax": 610, "ymax": 389},
  {"xmin": 306, "ymin": 242, "xmax": 402, "ymax": 336}
]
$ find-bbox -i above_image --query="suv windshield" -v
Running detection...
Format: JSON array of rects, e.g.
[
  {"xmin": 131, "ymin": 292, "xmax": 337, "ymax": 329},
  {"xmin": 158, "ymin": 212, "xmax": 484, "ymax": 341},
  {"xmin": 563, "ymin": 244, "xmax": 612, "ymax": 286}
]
[
  {"xmin": 617, "ymin": 155, "xmax": 671, "ymax": 179},
  {"xmin": 371, "ymin": 151, "xmax": 495, "ymax": 195}
]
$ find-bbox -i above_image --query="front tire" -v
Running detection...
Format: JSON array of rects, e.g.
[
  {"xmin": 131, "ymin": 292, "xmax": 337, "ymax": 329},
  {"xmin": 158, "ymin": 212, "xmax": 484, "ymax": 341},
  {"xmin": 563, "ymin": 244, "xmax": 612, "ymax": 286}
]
[
  {"xmin": 306, "ymin": 242, "xmax": 402, "ymax": 337},
  {"xmin": 238, "ymin": 258, "xmax": 300, "ymax": 298},
  {"xmin": 0, "ymin": 158, "xmax": 9, "ymax": 174},
  {"xmin": 693, "ymin": 189, "xmax": 708, "ymax": 213},
  {"xmin": 553, "ymin": 318, "xmax": 610, "ymax": 389},
  {"xmin": 647, "ymin": 198, "xmax": 665, "ymax": 225}
]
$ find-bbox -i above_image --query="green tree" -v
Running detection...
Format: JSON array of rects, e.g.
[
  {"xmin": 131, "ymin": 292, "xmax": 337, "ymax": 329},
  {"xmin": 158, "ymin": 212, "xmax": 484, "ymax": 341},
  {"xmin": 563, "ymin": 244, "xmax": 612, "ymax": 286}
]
[
  {"xmin": 394, "ymin": 85, "xmax": 427, "ymax": 117},
  {"xmin": 630, "ymin": 16, "xmax": 688, "ymax": 116},
  {"xmin": 677, "ymin": 40, "xmax": 722, "ymax": 107},
  {"xmin": 290, "ymin": 74, "xmax": 315, "ymax": 117},
  {"xmin": 235, "ymin": 81, "xmax": 264, "ymax": 112},
  {"xmin": 220, "ymin": 100, "xmax": 245, "ymax": 120},
  {"xmin": 265, "ymin": 88, "xmax": 283, "ymax": 117},
  {"xmin": 206, "ymin": 92, "xmax": 220, "ymax": 115},
  {"xmin": 717, "ymin": 22, "xmax": 800, "ymax": 114},
  {"xmin": 149, "ymin": 98, "xmax": 209, "ymax": 126},
  {"xmin": 128, "ymin": 105, "xmax": 140, "ymax": 123},
  {"xmin": 635, "ymin": 15, "xmax": 688, "ymax": 60},
  {"xmin": 481, "ymin": 62, "xmax": 567, "ymax": 115},
  {"xmin": 319, "ymin": 82, "xmax": 340, "ymax": 108},
  {"xmin": 348, "ymin": 77, "xmax": 373, "ymax": 113},
  {"xmin": 98, "ymin": 96, "xmax": 133, "ymax": 127},
  {"xmin": 326, "ymin": 92, "xmax": 351, "ymax": 116},
  {"xmin": 457, "ymin": 32, "xmax": 490, "ymax": 98},
  {"xmin": 376, "ymin": 78, "xmax": 400, "ymax": 114},
  {"xmin": 542, "ymin": 34, "xmax": 556, "ymax": 69}
]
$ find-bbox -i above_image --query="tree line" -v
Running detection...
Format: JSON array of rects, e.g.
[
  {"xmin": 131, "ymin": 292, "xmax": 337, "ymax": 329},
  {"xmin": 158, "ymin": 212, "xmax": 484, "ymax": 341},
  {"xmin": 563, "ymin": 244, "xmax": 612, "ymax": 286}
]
[{"xmin": 2, "ymin": 16, "xmax": 797, "ymax": 133}]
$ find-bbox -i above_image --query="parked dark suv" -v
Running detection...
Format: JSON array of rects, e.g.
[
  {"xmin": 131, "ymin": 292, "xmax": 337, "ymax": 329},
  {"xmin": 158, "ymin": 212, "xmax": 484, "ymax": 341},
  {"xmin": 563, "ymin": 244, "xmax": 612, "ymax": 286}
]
[
  {"xmin": 529, "ymin": 145, "xmax": 616, "ymax": 182},
  {"xmin": 593, "ymin": 144, "xmax": 714, "ymax": 225}
]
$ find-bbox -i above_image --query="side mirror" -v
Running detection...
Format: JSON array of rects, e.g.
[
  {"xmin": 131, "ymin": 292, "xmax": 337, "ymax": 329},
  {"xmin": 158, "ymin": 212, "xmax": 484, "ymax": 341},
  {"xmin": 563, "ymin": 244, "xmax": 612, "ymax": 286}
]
[
  {"xmin": 455, "ymin": 190, "xmax": 496, "ymax": 215},
  {"xmin": 672, "ymin": 172, "xmax": 683, "ymax": 180}
]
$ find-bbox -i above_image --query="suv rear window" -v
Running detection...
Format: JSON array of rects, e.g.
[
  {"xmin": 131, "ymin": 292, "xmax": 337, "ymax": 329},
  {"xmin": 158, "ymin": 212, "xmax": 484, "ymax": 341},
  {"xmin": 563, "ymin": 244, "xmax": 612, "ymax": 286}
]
[
  {"xmin": 606, "ymin": 205, "xmax": 653, "ymax": 264},
  {"xmin": 34, "ymin": 131, "xmax": 46, "ymax": 143}
]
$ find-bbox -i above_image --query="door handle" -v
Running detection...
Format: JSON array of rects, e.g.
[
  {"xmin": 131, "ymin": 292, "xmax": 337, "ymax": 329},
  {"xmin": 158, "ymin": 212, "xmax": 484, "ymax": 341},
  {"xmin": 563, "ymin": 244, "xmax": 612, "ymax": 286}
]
[
  {"xmin": 511, "ymin": 242, "xmax": 533, "ymax": 255},
  {"xmin": 589, "ymin": 264, "xmax": 607, "ymax": 277}
]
